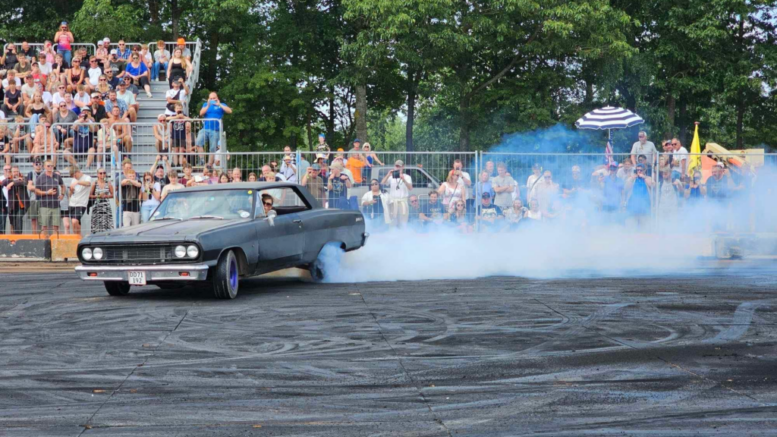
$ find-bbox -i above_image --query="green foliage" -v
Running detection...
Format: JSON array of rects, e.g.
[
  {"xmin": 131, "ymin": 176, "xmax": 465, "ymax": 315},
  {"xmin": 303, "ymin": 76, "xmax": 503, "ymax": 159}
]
[{"xmin": 71, "ymin": 0, "xmax": 145, "ymax": 42}]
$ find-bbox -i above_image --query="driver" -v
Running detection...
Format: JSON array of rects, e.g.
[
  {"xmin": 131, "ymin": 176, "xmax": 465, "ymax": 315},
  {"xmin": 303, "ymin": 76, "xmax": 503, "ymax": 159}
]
[{"xmin": 261, "ymin": 193, "xmax": 274, "ymax": 215}]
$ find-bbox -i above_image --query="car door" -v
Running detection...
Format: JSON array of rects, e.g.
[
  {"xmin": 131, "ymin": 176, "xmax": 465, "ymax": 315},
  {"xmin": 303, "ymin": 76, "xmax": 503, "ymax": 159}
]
[{"xmin": 253, "ymin": 188, "xmax": 305, "ymax": 272}]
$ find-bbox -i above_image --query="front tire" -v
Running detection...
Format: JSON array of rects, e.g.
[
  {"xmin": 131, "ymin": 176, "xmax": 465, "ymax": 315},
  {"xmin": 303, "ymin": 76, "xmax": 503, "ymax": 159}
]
[
  {"xmin": 213, "ymin": 250, "xmax": 239, "ymax": 299},
  {"xmin": 104, "ymin": 281, "xmax": 131, "ymax": 296}
]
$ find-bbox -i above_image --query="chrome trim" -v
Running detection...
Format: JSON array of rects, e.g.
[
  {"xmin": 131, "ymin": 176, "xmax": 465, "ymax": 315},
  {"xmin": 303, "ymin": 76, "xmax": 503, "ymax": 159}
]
[{"xmin": 75, "ymin": 264, "xmax": 209, "ymax": 282}]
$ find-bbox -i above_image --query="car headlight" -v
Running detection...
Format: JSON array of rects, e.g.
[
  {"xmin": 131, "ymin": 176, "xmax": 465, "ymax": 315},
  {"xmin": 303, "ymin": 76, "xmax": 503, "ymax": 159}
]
[
  {"xmin": 93, "ymin": 248, "xmax": 104, "ymax": 260},
  {"xmin": 82, "ymin": 248, "xmax": 93, "ymax": 260},
  {"xmin": 174, "ymin": 245, "xmax": 187, "ymax": 258},
  {"xmin": 186, "ymin": 245, "xmax": 199, "ymax": 259}
]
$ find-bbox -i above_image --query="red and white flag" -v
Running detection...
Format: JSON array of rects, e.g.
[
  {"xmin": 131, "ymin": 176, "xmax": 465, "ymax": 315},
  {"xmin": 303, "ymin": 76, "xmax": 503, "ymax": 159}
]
[{"xmin": 604, "ymin": 141, "xmax": 616, "ymax": 167}]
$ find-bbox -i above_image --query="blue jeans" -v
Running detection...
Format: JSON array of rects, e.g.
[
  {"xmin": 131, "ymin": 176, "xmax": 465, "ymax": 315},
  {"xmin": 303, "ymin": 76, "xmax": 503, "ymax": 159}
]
[
  {"xmin": 152, "ymin": 61, "xmax": 167, "ymax": 81},
  {"xmin": 29, "ymin": 113, "xmax": 42, "ymax": 134},
  {"xmin": 141, "ymin": 202, "xmax": 158, "ymax": 223},
  {"xmin": 196, "ymin": 129, "xmax": 220, "ymax": 152},
  {"xmin": 57, "ymin": 48, "xmax": 72, "ymax": 66}
]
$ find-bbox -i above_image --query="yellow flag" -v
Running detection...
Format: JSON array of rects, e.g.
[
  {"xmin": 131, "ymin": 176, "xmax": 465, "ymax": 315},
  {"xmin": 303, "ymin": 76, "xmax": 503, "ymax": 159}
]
[{"xmin": 687, "ymin": 123, "xmax": 701, "ymax": 177}]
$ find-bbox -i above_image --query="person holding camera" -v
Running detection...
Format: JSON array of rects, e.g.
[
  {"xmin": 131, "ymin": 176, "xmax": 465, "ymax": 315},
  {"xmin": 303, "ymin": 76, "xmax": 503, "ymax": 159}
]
[
  {"xmin": 327, "ymin": 163, "xmax": 352, "ymax": 210},
  {"xmin": 624, "ymin": 163, "xmax": 654, "ymax": 228},
  {"xmin": 198, "ymin": 92, "xmax": 232, "ymax": 167},
  {"xmin": 1, "ymin": 43, "xmax": 19, "ymax": 78},
  {"xmin": 361, "ymin": 178, "xmax": 387, "ymax": 228},
  {"xmin": 301, "ymin": 163, "xmax": 325, "ymax": 204},
  {"xmin": 381, "ymin": 160, "xmax": 412, "ymax": 228}
]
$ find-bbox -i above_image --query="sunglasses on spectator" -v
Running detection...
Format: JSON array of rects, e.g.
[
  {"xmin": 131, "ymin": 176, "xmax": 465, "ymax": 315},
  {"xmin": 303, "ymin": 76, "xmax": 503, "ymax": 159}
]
[
  {"xmin": 370, "ymin": 182, "xmax": 378, "ymax": 186},
  {"xmin": 410, "ymin": 199, "xmax": 419, "ymax": 203},
  {"xmin": 99, "ymin": 78, "xmax": 106, "ymax": 81},
  {"xmin": 456, "ymin": 203, "xmax": 464, "ymax": 207},
  {"xmin": 98, "ymin": 171, "xmax": 106, "ymax": 175}
]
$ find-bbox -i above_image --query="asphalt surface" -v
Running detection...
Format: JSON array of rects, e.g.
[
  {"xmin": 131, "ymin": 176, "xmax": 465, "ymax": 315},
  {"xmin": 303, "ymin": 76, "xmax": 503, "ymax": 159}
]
[{"xmin": 1, "ymin": 267, "xmax": 777, "ymax": 436}]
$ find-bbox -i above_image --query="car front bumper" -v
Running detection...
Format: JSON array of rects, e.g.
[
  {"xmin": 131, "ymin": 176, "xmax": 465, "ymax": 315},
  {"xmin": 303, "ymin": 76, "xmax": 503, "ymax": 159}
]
[{"xmin": 75, "ymin": 264, "xmax": 210, "ymax": 282}]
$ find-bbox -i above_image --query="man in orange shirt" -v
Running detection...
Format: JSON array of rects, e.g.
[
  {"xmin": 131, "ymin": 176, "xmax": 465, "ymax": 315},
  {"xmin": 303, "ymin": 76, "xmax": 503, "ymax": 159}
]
[{"xmin": 346, "ymin": 139, "xmax": 367, "ymax": 185}]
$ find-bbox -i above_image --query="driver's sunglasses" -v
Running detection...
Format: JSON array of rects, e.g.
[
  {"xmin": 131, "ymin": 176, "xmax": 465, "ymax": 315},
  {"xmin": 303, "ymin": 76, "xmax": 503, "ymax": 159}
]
[{"xmin": 263, "ymin": 202, "xmax": 273, "ymax": 207}]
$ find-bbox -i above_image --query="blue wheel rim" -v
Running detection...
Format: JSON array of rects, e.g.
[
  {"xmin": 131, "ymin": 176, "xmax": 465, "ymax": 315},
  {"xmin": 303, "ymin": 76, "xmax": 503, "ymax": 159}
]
[{"xmin": 229, "ymin": 258, "xmax": 238, "ymax": 290}]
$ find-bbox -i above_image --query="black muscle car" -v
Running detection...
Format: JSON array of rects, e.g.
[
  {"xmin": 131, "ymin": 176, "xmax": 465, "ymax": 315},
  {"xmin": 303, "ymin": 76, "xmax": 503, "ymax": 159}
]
[{"xmin": 75, "ymin": 182, "xmax": 368, "ymax": 298}]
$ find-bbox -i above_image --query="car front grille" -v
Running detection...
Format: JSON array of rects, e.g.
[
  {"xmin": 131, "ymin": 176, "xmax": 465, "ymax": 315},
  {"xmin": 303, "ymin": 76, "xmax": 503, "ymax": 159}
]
[{"xmin": 85, "ymin": 245, "xmax": 192, "ymax": 265}]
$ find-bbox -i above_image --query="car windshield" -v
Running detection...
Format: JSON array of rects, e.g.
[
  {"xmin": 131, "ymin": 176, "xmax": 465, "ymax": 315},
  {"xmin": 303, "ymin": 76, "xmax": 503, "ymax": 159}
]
[{"xmin": 151, "ymin": 189, "xmax": 254, "ymax": 221}]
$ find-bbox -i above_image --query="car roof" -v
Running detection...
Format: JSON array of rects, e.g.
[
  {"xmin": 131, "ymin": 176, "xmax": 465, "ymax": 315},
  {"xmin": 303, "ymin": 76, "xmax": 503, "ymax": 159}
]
[{"xmin": 180, "ymin": 182, "xmax": 299, "ymax": 193}]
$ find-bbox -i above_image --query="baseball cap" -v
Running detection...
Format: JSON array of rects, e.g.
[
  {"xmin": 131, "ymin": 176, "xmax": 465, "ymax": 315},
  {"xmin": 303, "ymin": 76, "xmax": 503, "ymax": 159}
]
[
  {"xmin": 311, "ymin": 164, "xmax": 321, "ymax": 171},
  {"xmin": 97, "ymin": 41, "xmax": 104, "ymax": 46},
  {"xmin": 716, "ymin": 162, "xmax": 725, "ymax": 168},
  {"xmin": 103, "ymin": 37, "xmax": 110, "ymax": 43},
  {"xmin": 636, "ymin": 163, "xmax": 646, "ymax": 170},
  {"xmin": 177, "ymin": 38, "xmax": 185, "ymax": 45},
  {"xmin": 110, "ymin": 49, "xmax": 117, "ymax": 55},
  {"xmin": 61, "ymin": 21, "xmax": 68, "ymax": 25},
  {"xmin": 394, "ymin": 160, "xmax": 404, "ymax": 166},
  {"xmin": 481, "ymin": 192, "xmax": 491, "ymax": 199},
  {"xmin": 315, "ymin": 153, "xmax": 326, "ymax": 160},
  {"xmin": 336, "ymin": 148, "xmax": 344, "ymax": 152},
  {"xmin": 609, "ymin": 163, "xmax": 618, "ymax": 169},
  {"xmin": 90, "ymin": 92, "xmax": 100, "ymax": 98},
  {"xmin": 353, "ymin": 138, "xmax": 361, "ymax": 144},
  {"xmin": 318, "ymin": 133, "xmax": 325, "ymax": 138}
]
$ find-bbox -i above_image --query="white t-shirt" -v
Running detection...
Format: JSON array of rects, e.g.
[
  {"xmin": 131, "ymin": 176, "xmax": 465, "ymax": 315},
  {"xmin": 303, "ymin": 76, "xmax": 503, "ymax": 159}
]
[
  {"xmin": 526, "ymin": 174, "xmax": 541, "ymax": 201},
  {"xmin": 387, "ymin": 174, "xmax": 411, "ymax": 201},
  {"xmin": 41, "ymin": 92, "xmax": 53, "ymax": 107},
  {"xmin": 143, "ymin": 182, "xmax": 162, "ymax": 208},
  {"xmin": 87, "ymin": 68, "xmax": 103, "ymax": 86},
  {"xmin": 457, "ymin": 171, "xmax": 471, "ymax": 187},
  {"xmin": 631, "ymin": 141, "xmax": 657, "ymax": 164},
  {"xmin": 673, "ymin": 147, "xmax": 689, "ymax": 168},
  {"xmin": 52, "ymin": 92, "xmax": 67, "ymax": 107},
  {"xmin": 1, "ymin": 78, "xmax": 21, "ymax": 88},
  {"xmin": 164, "ymin": 88, "xmax": 187, "ymax": 115},
  {"xmin": 38, "ymin": 62, "xmax": 53, "ymax": 75},
  {"xmin": 69, "ymin": 174, "xmax": 92, "ymax": 208},
  {"xmin": 74, "ymin": 92, "xmax": 91, "ymax": 106}
]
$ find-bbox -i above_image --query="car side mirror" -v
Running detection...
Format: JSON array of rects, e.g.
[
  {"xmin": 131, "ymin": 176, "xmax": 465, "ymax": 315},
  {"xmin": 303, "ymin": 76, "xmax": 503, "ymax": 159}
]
[{"xmin": 265, "ymin": 209, "xmax": 277, "ymax": 226}]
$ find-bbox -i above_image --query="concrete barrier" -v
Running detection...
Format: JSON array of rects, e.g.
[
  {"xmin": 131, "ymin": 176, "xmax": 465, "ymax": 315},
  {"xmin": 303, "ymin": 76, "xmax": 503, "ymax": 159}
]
[
  {"xmin": 0, "ymin": 236, "xmax": 51, "ymax": 261},
  {"xmin": 51, "ymin": 235, "xmax": 82, "ymax": 262}
]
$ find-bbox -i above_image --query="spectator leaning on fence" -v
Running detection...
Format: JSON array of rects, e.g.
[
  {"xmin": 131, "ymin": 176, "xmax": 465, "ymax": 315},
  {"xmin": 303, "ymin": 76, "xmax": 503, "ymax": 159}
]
[
  {"xmin": 198, "ymin": 92, "xmax": 232, "ymax": 167},
  {"xmin": 68, "ymin": 166, "xmax": 91, "ymax": 235},
  {"xmin": 630, "ymin": 131, "xmax": 657, "ymax": 167},
  {"xmin": 34, "ymin": 160, "xmax": 65, "ymax": 237}
]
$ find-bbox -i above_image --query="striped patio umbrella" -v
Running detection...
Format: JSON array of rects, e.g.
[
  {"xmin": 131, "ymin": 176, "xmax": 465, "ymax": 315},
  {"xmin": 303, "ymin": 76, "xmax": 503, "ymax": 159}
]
[{"xmin": 574, "ymin": 106, "xmax": 644, "ymax": 131}]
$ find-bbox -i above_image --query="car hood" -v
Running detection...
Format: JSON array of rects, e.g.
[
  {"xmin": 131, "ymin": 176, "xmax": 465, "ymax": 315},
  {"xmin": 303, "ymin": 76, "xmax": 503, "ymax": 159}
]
[{"xmin": 83, "ymin": 219, "xmax": 249, "ymax": 244}]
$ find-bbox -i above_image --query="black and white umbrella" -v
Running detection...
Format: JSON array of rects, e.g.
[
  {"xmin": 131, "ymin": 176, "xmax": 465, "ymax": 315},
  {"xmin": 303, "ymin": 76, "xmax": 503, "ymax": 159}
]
[{"xmin": 574, "ymin": 106, "xmax": 644, "ymax": 131}]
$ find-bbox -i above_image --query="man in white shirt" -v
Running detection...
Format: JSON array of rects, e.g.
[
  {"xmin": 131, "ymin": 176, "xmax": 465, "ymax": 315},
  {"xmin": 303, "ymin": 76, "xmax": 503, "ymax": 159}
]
[
  {"xmin": 630, "ymin": 131, "xmax": 657, "ymax": 167},
  {"xmin": 381, "ymin": 159, "xmax": 412, "ymax": 228},
  {"xmin": 68, "ymin": 166, "xmax": 92, "ymax": 235},
  {"xmin": 73, "ymin": 85, "xmax": 91, "ymax": 111},
  {"xmin": 1, "ymin": 70, "xmax": 22, "ymax": 89},
  {"xmin": 452, "ymin": 159, "xmax": 471, "ymax": 187},
  {"xmin": 671, "ymin": 138, "xmax": 688, "ymax": 177},
  {"xmin": 20, "ymin": 76, "xmax": 36, "ymax": 106},
  {"xmin": 36, "ymin": 53, "xmax": 52, "ymax": 75},
  {"xmin": 52, "ymin": 85, "xmax": 68, "ymax": 107}
]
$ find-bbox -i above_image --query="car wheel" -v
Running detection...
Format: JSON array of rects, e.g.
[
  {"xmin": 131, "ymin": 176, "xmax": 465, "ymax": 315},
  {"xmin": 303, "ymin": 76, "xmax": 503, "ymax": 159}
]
[
  {"xmin": 104, "ymin": 281, "xmax": 131, "ymax": 296},
  {"xmin": 309, "ymin": 243, "xmax": 343, "ymax": 283},
  {"xmin": 213, "ymin": 250, "xmax": 239, "ymax": 299}
]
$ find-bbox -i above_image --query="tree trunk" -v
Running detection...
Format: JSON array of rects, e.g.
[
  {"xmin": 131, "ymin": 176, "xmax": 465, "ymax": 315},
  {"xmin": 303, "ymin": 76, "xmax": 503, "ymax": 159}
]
[
  {"xmin": 327, "ymin": 92, "xmax": 335, "ymax": 141},
  {"xmin": 406, "ymin": 88, "xmax": 416, "ymax": 152},
  {"xmin": 354, "ymin": 84, "xmax": 368, "ymax": 143},
  {"xmin": 289, "ymin": 133, "xmax": 297, "ymax": 149},
  {"xmin": 666, "ymin": 94, "xmax": 676, "ymax": 140},
  {"xmin": 171, "ymin": 0, "xmax": 179, "ymax": 38},
  {"xmin": 149, "ymin": 0, "xmax": 160, "ymax": 24},
  {"xmin": 459, "ymin": 96, "xmax": 470, "ymax": 151},
  {"xmin": 736, "ymin": 98, "xmax": 745, "ymax": 148},
  {"xmin": 306, "ymin": 111, "xmax": 313, "ymax": 151},
  {"xmin": 585, "ymin": 79, "xmax": 594, "ymax": 105},
  {"xmin": 678, "ymin": 99, "xmax": 688, "ymax": 144}
]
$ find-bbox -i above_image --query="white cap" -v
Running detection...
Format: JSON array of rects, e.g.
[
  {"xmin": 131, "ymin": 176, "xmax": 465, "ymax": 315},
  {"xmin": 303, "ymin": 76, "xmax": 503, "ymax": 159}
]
[
  {"xmin": 110, "ymin": 49, "xmax": 117, "ymax": 55},
  {"xmin": 103, "ymin": 37, "xmax": 110, "ymax": 42},
  {"xmin": 97, "ymin": 41, "xmax": 104, "ymax": 46}
]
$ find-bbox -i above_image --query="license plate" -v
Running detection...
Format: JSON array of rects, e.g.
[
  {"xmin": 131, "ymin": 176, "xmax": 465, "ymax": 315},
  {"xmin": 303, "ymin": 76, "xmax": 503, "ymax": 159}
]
[{"xmin": 128, "ymin": 271, "xmax": 147, "ymax": 286}]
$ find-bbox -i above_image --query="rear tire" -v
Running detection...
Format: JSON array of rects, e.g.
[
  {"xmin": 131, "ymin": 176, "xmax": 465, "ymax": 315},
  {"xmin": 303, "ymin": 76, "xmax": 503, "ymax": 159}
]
[
  {"xmin": 104, "ymin": 281, "xmax": 131, "ymax": 296},
  {"xmin": 309, "ymin": 243, "xmax": 343, "ymax": 283},
  {"xmin": 213, "ymin": 250, "xmax": 239, "ymax": 299}
]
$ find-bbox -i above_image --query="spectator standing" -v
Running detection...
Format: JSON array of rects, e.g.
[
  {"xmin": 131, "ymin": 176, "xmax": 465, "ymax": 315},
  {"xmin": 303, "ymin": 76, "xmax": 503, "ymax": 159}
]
[
  {"xmin": 381, "ymin": 160, "xmax": 412, "ymax": 228},
  {"xmin": 327, "ymin": 164, "xmax": 351, "ymax": 209},
  {"xmin": 54, "ymin": 22, "xmax": 75, "ymax": 65},
  {"xmin": 438, "ymin": 170, "xmax": 466, "ymax": 212},
  {"xmin": 491, "ymin": 163, "xmax": 516, "ymax": 209},
  {"xmin": 419, "ymin": 191, "xmax": 445, "ymax": 228},
  {"xmin": 140, "ymin": 172, "xmax": 161, "ymax": 222},
  {"xmin": 90, "ymin": 168, "xmax": 114, "ymax": 233},
  {"xmin": 362, "ymin": 143, "xmax": 383, "ymax": 167},
  {"xmin": 19, "ymin": 41, "xmax": 36, "ymax": 61},
  {"xmin": 526, "ymin": 163, "xmax": 542, "ymax": 203},
  {"xmin": 630, "ymin": 131, "xmax": 657, "ymax": 168},
  {"xmin": 526, "ymin": 199, "xmax": 542, "ymax": 221},
  {"xmin": 315, "ymin": 133, "xmax": 330, "ymax": 160},
  {"xmin": 345, "ymin": 139, "xmax": 366, "ymax": 185},
  {"xmin": 452, "ymin": 159, "xmax": 471, "ymax": 187},
  {"xmin": 0, "ymin": 165, "xmax": 9, "ymax": 234},
  {"xmin": 230, "ymin": 167, "xmax": 243, "ymax": 182},
  {"xmin": 301, "ymin": 164, "xmax": 325, "ymax": 205},
  {"xmin": 176, "ymin": 38, "xmax": 193, "ymax": 61},
  {"xmin": 534, "ymin": 170, "xmax": 559, "ymax": 214},
  {"xmin": 624, "ymin": 163, "xmax": 654, "ymax": 228},
  {"xmin": 68, "ymin": 166, "xmax": 91, "ymax": 235},
  {"xmin": 161, "ymin": 169, "xmax": 184, "ymax": 200},
  {"xmin": 280, "ymin": 153, "xmax": 297, "ymax": 183},
  {"xmin": 361, "ymin": 178, "xmax": 387, "ymax": 229},
  {"xmin": 26, "ymin": 158, "xmax": 44, "ymax": 233},
  {"xmin": 119, "ymin": 160, "xmax": 142, "ymax": 227},
  {"xmin": 475, "ymin": 170, "xmax": 495, "ymax": 201},
  {"xmin": 601, "ymin": 163, "xmax": 624, "ymax": 221},
  {"xmin": 198, "ymin": 92, "xmax": 232, "ymax": 167},
  {"xmin": 179, "ymin": 163, "xmax": 196, "ymax": 187},
  {"xmin": 0, "ymin": 44, "xmax": 19, "ymax": 78},
  {"xmin": 3, "ymin": 166, "xmax": 29, "ymax": 233},
  {"xmin": 34, "ymin": 160, "xmax": 65, "ymax": 236},
  {"xmin": 484, "ymin": 160, "xmax": 496, "ymax": 179},
  {"xmin": 152, "ymin": 40, "xmax": 170, "ymax": 82},
  {"xmin": 672, "ymin": 138, "xmax": 689, "ymax": 178},
  {"xmin": 657, "ymin": 166, "xmax": 683, "ymax": 225},
  {"xmin": 561, "ymin": 165, "xmax": 586, "ymax": 201}
]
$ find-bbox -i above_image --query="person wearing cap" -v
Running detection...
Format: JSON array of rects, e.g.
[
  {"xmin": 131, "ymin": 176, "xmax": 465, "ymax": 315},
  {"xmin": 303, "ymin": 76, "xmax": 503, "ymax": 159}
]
[
  {"xmin": 88, "ymin": 92, "xmax": 107, "ymax": 122},
  {"xmin": 624, "ymin": 163, "xmax": 654, "ymax": 228},
  {"xmin": 54, "ymin": 22, "xmax": 74, "ymax": 65},
  {"xmin": 95, "ymin": 40, "xmax": 108, "ymax": 60},
  {"xmin": 327, "ymin": 163, "xmax": 352, "ymax": 210},
  {"xmin": 279, "ymin": 151, "xmax": 297, "ymax": 183},
  {"xmin": 706, "ymin": 162, "xmax": 734, "ymax": 204},
  {"xmin": 176, "ymin": 38, "xmax": 192, "ymax": 61},
  {"xmin": 477, "ymin": 192, "xmax": 503, "ymax": 231},
  {"xmin": 152, "ymin": 40, "xmax": 170, "ymax": 82},
  {"xmin": 381, "ymin": 160, "xmax": 412, "ymax": 228},
  {"xmin": 361, "ymin": 178, "xmax": 388, "ymax": 229}
]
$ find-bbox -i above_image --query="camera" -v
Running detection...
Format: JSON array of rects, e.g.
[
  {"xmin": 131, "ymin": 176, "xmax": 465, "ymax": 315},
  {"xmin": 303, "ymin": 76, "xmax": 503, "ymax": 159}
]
[{"xmin": 392, "ymin": 170, "xmax": 400, "ymax": 178}]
